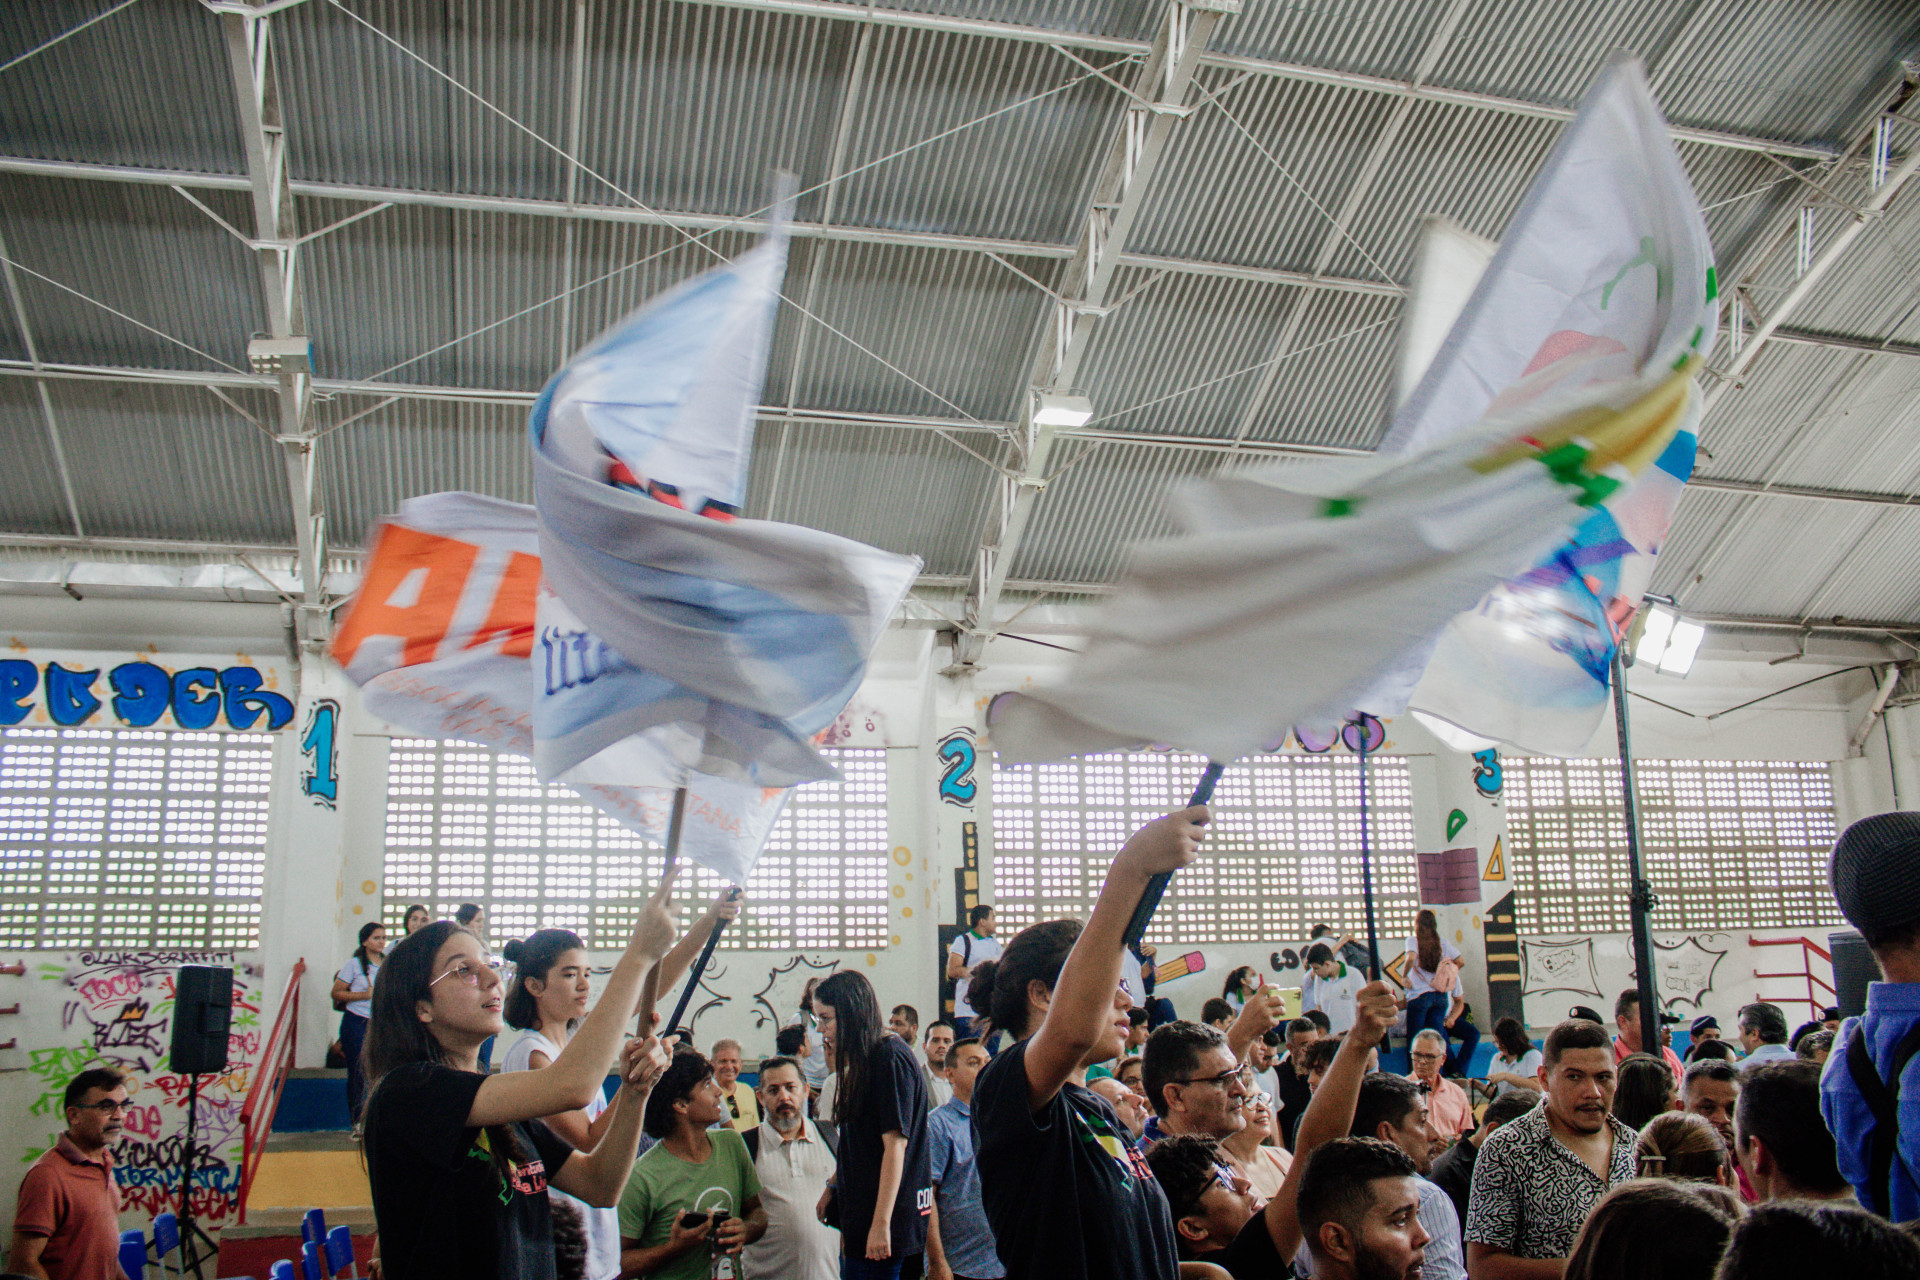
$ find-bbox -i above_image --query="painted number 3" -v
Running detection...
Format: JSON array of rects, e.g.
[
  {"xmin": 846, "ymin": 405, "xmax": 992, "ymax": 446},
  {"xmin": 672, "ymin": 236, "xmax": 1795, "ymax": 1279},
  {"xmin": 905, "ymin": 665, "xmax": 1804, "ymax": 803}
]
[
  {"xmin": 301, "ymin": 700, "xmax": 340, "ymax": 808},
  {"xmin": 937, "ymin": 731, "xmax": 977, "ymax": 806}
]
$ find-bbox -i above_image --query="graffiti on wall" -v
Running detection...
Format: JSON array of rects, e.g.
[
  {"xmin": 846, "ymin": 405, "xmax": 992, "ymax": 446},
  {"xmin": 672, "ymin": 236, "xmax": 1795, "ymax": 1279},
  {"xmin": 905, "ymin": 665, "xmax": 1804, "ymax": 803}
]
[
  {"xmin": 21, "ymin": 952, "xmax": 261, "ymax": 1223},
  {"xmin": 1647, "ymin": 934, "xmax": 1729, "ymax": 1010},
  {"xmin": 0, "ymin": 659, "xmax": 294, "ymax": 731},
  {"xmin": 1471, "ymin": 749, "xmax": 1503, "ymax": 798},
  {"xmin": 300, "ymin": 699, "xmax": 341, "ymax": 807},
  {"xmin": 936, "ymin": 729, "xmax": 977, "ymax": 807},
  {"xmin": 1520, "ymin": 937, "xmax": 1603, "ymax": 999},
  {"xmin": 751, "ymin": 955, "xmax": 840, "ymax": 1030}
]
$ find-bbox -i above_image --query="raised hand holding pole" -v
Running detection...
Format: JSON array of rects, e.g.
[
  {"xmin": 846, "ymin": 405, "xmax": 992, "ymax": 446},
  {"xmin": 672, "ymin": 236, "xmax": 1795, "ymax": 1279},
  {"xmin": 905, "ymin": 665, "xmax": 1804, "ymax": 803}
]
[{"xmin": 1123, "ymin": 760, "xmax": 1225, "ymax": 948}]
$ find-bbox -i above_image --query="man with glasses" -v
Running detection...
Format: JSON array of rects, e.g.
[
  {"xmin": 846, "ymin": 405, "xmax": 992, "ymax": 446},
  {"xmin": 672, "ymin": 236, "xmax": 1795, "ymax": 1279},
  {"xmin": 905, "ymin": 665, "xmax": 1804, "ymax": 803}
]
[
  {"xmin": 1406, "ymin": 1030, "xmax": 1473, "ymax": 1148},
  {"xmin": 11, "ymin": 1069, "xmax": 130, "ymax": 1280},
  {"xmin": 1141, "ymin": 1021, "xmax": 1252, "ymax": 1146}
]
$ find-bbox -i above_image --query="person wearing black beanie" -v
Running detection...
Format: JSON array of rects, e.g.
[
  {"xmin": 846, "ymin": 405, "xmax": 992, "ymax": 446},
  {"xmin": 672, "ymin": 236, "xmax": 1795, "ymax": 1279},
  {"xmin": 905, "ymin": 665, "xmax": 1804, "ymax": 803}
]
[{"xmin": 1817, "ymin": 810, "xmax": 1920, "ymax": 1222}]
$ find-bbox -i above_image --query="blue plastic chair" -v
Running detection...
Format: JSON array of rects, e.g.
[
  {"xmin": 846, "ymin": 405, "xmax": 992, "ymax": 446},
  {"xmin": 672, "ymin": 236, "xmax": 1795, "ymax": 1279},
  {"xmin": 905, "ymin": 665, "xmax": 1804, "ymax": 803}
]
[
  {"xmin": 301, "ymin": 1208, "xmax": 328, "ymax": 1247},
  {"xmin": 270, "ymin": 1261, "xmax": 296, "ymax": 1280},
  {"xmin": 300, "ymin": 1240, "xmax": 325, "ymax": 1280},
  {"xmin": 119, "ymin": 1228, "xmax": 148, "ymax": 1280},
  {"xmin": 323, "ymin": 1225, "xmax": 358, "ymax": 1279},
  {"xmin": 152, "ymin": 1212, "xmax": 181, "ymax": 1280}
]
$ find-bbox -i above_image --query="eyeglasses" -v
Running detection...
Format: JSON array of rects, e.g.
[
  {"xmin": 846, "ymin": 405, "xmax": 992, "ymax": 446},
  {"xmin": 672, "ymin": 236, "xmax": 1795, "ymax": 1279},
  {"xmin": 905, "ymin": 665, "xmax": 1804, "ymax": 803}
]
[
  {"xmin": 1175, "ymin": 1063, "xmax": 1254, "ymax": 1091},
  {"xmin": 429, "ymin": 957, "xmax": 497, "ymax": 988},
  {"xmin": 75, "ymin": 1099, "xmax": 130, "ymax": 1115}
]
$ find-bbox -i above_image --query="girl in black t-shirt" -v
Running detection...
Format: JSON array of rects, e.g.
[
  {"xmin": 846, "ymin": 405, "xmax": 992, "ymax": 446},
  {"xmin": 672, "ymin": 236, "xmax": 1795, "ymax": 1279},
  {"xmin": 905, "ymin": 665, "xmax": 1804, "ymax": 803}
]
[
  {"xmin": 815, "ymin": 969, "xmax": 931, "ymax": 1278},
  {"xmin": 360, "ymin": 878, "xmax": 676, "ymax": 1280},
  {"xmin": 967, "ymin": 807, "xmax": 1211, "ymax": 1280}
]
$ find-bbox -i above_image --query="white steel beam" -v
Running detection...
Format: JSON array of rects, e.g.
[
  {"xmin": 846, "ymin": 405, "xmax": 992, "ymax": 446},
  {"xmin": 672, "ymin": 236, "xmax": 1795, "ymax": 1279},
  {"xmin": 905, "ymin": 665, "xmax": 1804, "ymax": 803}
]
[
  {"xmin": 217, "ymin": 8, "xmax": 329, "ymax": 649},
  {"xmin": 0, "ymin": 154, "xmax": 1404, "ymax": 301},
  {"xmin": 0, "ymin": 229, "xmax": 86, "ymax": 537},
  {"xmin": 1226, "ymin": 0, "xmax": 1469, "ymax": 445},
  {"xmin": 5, "ymin": 358, "xmax": 1918, "ymax": 510},
  {"xmin": 950, "ymin": 0, "xmax": 1235, "ymax": 670},
  {"xmin": 680, "ymin": 0, "xmax": 1836, "ymax": 160}
]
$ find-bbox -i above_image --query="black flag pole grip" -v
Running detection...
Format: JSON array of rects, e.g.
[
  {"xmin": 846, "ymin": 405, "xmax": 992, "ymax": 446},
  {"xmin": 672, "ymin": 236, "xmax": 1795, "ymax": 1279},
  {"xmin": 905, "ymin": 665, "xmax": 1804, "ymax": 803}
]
[
  {"xmin": 1123, "ymin": 760, "xmax": 1225, "ymax": 949},
  {"xmin": 664, "ymin": 885, "xmax": 742, "ymax": 1039}
]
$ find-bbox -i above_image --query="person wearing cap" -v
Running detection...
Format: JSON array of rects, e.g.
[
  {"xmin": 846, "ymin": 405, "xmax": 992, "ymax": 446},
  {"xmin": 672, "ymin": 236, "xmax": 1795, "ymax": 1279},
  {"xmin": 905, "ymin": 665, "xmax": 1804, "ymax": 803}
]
[
  {"xmin": 1567, "ymin": 1004, "xmax": 1606, "ymax": 1026},
  {"xmin": 1820, "ymin": 1006, "xmax": 1842, "ymax": 1035},
  {"xmin": 1690, "ymin": 1015, "xmax": 1721, "ymax": 1045},
  {"xmin": 1818, "ymin": 810, "xmax": 1920, "ymax": 1223},
  {"xmin": 1612, "ymin": 989, "xmax": 1684, "ymax": 1084}
]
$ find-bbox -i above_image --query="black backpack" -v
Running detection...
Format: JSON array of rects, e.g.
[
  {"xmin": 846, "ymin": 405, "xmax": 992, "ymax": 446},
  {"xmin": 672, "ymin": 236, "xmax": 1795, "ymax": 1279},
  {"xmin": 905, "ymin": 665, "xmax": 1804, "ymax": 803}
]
[
  {"xmin": 742, "ymin": 1119, "xmax": 838, "ymax": 1162},
  {"xmin": 1843, "ymin": 1019, "xmax": 1920, "ymax": 1215}
]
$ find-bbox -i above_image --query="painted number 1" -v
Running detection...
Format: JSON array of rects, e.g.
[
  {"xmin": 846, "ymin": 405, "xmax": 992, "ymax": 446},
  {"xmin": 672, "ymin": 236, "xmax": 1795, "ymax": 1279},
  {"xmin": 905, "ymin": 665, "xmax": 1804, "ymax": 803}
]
[{"xmin": 301, "ymin": 699, "xmax": 340, "ymax": 807}]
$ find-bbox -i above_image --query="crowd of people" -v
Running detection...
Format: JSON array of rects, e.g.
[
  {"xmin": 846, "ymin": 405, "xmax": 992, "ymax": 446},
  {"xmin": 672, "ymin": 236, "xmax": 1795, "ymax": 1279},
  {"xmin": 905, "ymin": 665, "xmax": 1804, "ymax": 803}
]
[{"xmin": 11, "ymin": 811, "xmax": 1920, "ymax": 1280}]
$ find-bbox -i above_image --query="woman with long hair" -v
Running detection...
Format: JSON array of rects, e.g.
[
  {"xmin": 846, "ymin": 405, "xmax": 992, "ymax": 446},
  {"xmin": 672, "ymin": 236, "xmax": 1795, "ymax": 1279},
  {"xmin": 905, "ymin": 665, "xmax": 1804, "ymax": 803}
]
[
  {"xmin": 1634, "ymin": 1111, "xmax": 1733, "ymax": 1185},
  {"xmin": 403, "ymin": 904, "xmax": 432, "ymax": 935},
  {"xmin": 968, "ymin": 808, "xmax": 1208, "ymax": 1280},
  {"xmin": 795, "ymin": 975, "xmax": 832, "ymax": 1103},
  {"xmin": 1399, "ymin": 908, "xmax": 1477, "ymax": 1074},
  {"xmin": 497, "ymin": 930, "xmax": 620, "ymax": 1280},
  {"xmin": 1221, "ymin": 965, "xmax": 1261, "ymax": 1011},
  {"xmin": 1486, "ymin": 1016, "xmax": 1543, "ymax": 1096},
  {"xmin": 360, "ymin": 878, "xmax": 674, "ymax": 1280},
  {"xmin": 1613, "ymin": 1052, "xmax": 1678, "ymax": 1133},
  {"xmin": 332, "ymin": 921, "xmax": 387, "ymax": 1136},
  {"xmin": 1563, "ymin": 1179, "xmax": 1741, "ymax": 1280},
  {"xmin": 813, "ymin": 969, "xmax": 930, "ymax": 1279}
]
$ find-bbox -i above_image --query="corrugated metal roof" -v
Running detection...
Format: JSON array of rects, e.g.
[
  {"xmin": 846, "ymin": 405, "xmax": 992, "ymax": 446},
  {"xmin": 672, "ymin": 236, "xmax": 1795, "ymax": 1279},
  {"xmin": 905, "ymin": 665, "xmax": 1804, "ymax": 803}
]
[{"xmin": 0, "ymin": 0, "xmax": 1915, "ymax": 632}]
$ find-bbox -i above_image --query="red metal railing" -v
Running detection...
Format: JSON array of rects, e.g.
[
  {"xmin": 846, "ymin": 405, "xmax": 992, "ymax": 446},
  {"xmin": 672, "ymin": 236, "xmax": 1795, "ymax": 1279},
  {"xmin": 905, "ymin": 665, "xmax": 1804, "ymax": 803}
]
[
  {"xmin": 237, "ymin": 958, "xmax": 304, "ymax": 1225},
  {"xmin": 1750, "ymin": 935, "xmax": 1835, "ymax": 1021}
]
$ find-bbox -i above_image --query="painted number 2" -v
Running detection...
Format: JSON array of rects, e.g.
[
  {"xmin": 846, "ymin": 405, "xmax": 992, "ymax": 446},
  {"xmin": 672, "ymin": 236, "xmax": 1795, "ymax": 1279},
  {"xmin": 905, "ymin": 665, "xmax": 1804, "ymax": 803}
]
[
  {"xmin": 301, "ymin": 699, "xmax": 340, "ymax": 808},
  {"xmin": 937, "ymin": 730, "xmax": 977, "ymax": 806}
]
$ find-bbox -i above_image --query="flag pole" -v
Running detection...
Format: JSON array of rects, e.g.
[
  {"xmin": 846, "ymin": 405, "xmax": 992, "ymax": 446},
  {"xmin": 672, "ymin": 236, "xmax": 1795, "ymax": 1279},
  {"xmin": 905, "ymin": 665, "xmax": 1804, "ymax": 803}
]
[
  {"xmin": 1124, "ymin": 760, "xmax": 1226, "ymax": 948},
  {"xmin": 664, "ymin": 885, "xmax": 741, "ymax": 1037},
  {"xmin": 1611, "ymin": 647, "xmax": 1663, "ymax": 1060},
  {"xmin": 1356, "ymin": 734, "xmax": 1381, "ymax": 980},
  {"xmin": 636, "ymin": 786, "xmax": 690, "ymax": 1033}
]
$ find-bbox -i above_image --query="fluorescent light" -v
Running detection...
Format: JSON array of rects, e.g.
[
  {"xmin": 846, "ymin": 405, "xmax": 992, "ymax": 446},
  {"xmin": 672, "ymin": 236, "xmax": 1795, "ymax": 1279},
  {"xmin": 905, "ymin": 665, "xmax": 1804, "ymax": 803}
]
[
  {"xmin": 1033, "ymin": 392, "xmax": 1094, "ymax": 428},
  {"xmin": 1660, "ymin": 619, "xmax": 1705, "ymax": 676},
  {"xmin": 1634, "ymin": 605, "xmax": 1675, "ymax": 666},
  {"xmin": 1631, "ymin": 602, "xmax": 1704, "ymax": 677}
]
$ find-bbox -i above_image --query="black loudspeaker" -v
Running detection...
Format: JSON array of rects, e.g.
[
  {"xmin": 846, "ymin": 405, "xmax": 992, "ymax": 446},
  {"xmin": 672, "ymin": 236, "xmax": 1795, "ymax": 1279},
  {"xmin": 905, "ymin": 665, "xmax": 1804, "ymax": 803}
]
[
  {"xmin": 168, "ymin": 965, "xmax": 233, "ymax": 1076},
  {"xmin": 1829, "ymin": 931, "xmax": 1882, "ymax": 1020}
]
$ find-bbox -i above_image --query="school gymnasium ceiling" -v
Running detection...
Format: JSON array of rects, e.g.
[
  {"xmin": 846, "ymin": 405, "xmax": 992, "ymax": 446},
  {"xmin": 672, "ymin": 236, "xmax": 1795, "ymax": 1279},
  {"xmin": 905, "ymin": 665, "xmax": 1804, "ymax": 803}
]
[{"xmin": 1, "ymin": 0, "xmax": 1918, "ymax": 669}]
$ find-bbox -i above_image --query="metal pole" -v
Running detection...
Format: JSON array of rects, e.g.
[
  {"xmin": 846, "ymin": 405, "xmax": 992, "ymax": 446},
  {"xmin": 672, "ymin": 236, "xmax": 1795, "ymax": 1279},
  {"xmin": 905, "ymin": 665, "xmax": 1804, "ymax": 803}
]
[
  {"xmin": 1612, "ymin": 648, "xmax": 1663, "ymax": 1059},
  {"xmin": 1123, "ymin": 760, "xmax": 1225, "ymax": 948},
  {"xmin": 664, "ymin": 886, "xmax": 741, "ymax": 1037},
  {"xmin": 1358, "ymin": 741, "xmax": 1381, "ymax": 980},
  {"xmin": 635, "ymin": 787, "xmax": 689, "ymax": 1032}
]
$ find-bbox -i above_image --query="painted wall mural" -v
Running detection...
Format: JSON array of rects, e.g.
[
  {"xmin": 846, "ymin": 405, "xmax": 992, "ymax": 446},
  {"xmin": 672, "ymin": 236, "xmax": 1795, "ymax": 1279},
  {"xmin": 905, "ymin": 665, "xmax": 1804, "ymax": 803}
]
[
  {"xmin": 1648, "ymin": 934, "xmax": 1729, "ymax": 1010},
  {"xmin": 15, "ymin": 952, "xmax": 262, "ymax": 1225},
  {"xmin": 1520, "ymin": 937, "xmax": 1604, "ymax": 999},
  {"xmin": 751, "ymin": 954, "xmax": 840, "ymax": 1030},
  {"xmin": 0, "ymin": 655, "xmax": 295, "ymax": 732},
  {"xmin": 300, "ymin": 699, "xmax": 341, "ymax": 807},
  {"xmin": 1470, "ymin": 748, "xmax": 1503, "ymax": 798}
]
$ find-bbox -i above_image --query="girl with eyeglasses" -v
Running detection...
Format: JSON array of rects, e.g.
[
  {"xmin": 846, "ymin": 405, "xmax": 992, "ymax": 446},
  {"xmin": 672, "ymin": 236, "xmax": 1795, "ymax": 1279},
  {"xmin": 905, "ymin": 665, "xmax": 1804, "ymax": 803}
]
[
  {"xmin": 360, "ymin": 878, "xmax": 676, "ymax": 1280},
  {"xmin": 966, "ymin": 807, "xmax": 1210, "ymax": 1280}
]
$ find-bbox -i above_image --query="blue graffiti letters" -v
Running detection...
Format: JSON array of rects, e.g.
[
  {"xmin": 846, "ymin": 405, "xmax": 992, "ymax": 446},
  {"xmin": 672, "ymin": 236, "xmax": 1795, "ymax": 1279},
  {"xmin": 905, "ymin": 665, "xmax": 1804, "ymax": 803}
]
[
  {"xmin": 937, "ymin": 730, "xmax": 977, "ymax": 806},
  {"xmin": 46, "ymin": 664, "xmax": 103, "ymax": 726},
  {"xmin": 7, "ymin": 659, "xmax": 292, "ymax": 731},
  {"xmin": 0, "ymin": 659, "xmax": 34, "ymax": 724},
  {"xmin": 219, "ymin": 666, "xmax": 295, "ymax": 730},
  {"xmin": 109, "ymin": 662, "xmax": 172, "ymax": 726}
]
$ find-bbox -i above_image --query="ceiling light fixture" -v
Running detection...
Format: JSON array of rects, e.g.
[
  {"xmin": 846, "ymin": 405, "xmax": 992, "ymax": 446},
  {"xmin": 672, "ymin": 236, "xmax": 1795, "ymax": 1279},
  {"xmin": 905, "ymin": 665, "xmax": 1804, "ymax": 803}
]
[
  {"xmin": 1630, "ymin": 601, "xmax": 1705, "ymax": 677},
  {"xmin": 1032, "ymin": 391, "xmax": 1094, "ymax": 428}
]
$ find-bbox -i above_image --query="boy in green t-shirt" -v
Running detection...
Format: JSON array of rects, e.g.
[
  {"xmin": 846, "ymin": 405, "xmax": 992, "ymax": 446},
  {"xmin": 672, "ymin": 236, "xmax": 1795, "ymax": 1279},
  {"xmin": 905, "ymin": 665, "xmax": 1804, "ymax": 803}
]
[{"xmin": 619, "ymin": 1050, "xmax": 766, "ymax": 1279}]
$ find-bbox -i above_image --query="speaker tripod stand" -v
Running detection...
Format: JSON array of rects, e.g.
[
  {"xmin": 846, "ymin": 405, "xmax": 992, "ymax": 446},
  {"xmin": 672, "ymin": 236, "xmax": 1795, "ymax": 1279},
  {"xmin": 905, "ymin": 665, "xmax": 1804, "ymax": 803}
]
[{"xmin": 171, "ymin": 1072, "xmax": 221, "ymax": 1280}]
